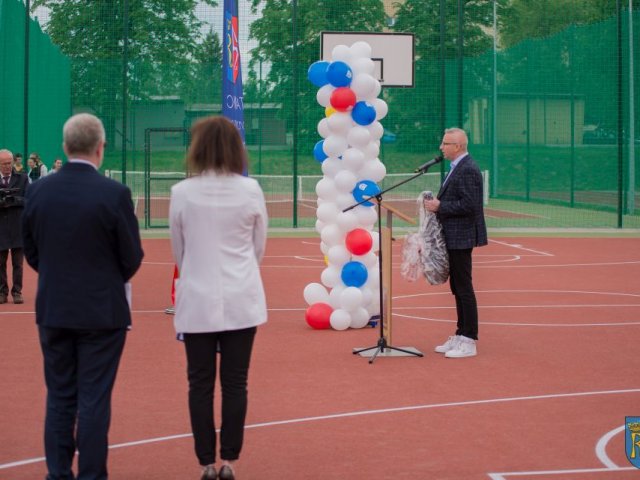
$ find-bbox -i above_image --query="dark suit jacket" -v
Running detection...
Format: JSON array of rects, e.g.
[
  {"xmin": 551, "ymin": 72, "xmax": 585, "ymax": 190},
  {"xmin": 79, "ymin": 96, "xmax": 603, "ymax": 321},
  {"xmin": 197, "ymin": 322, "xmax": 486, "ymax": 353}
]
[
  {"xmin": 0, "ymin": 171, "xmax": 29, "ymax": 251},
  {"xmin": 22, "ymin": 162, "xmax": 144, "ymax": 329},
  {"xmin": 436, "ymin": 154, "xmax": 488, "ymax": 250}
]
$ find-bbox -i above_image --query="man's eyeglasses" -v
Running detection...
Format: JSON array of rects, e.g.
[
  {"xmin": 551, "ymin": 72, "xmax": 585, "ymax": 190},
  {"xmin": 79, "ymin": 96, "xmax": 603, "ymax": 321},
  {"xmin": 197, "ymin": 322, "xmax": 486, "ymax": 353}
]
[{"xmin": 441, "ymin": 142, "xmax": 458, "ymax": 146}]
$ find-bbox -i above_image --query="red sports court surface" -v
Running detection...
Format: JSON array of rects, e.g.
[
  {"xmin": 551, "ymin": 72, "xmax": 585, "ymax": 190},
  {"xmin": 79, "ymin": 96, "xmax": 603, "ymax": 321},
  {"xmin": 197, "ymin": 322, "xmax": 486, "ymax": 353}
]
[{"xmin": 1, "ymin": 236, "xmax": 639, "ymax": 479}]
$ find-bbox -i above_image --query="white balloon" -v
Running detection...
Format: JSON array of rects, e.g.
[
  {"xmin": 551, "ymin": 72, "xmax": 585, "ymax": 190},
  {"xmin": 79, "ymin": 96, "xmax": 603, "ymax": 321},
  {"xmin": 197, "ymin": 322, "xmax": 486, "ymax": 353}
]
[
  {"xmin": 371, "ymin": 98, "xmax": 388, "ymax": 120},
  {"xmin": 351, "ymin": 73, "xmax": 378, "ymax": 100},
  {"xmin": 351, "ymin": 57, "xmax": 375, "ymax": 76},
  {"xmin": 361, "ymin": 142, "xmax": 380, "ymax": 159},
  {"xmin": 317, "ymin": 118, "xmax": 331, "ymax": 138},
  {"xmin": 340, "ymin": 286, "xmax": 363, "ymax": 311},
  {"xmin": 367, "ymin": 121, "xmax": 384, "ymax": 140},
  {"xmin": 360, "ymin": 286, "xmax": 374, "ymax": 307},
  {"xmin": 328, "ymin": 285, "xmax": 346, "ymax": 309},
  {"xmin": 335, "ymin": 210, "xmax": 359, "ymax": 232},
  {"xmin": 327, "ymin": 112, "xmax": 353, "ymax": 135},
  {"xmin": 350, "ymin": 41, "xmax": 372, "ymax": 59},
  {"xmin": 350, "ymin": 307, "xmax": 371, "ymax": 329},
  {"xmin": 342, "ymin": 147, "xmax": 365, "ymax": 172},
  {"xmin": 321, "ymin": 157, "xmax": 342, "ymax": 178},
  {"xmin": 330, "ymin": 309, "xmax": 351, "ymax": 330},
  {"xmin": 303, "ymin": 282, "xmax": 330, "ymax": 305},
  {"xmin": 319, "ymin": 241, "xmax": 330, "ymax": 255},
  {"xmin": 371, "ymin": 79, "xmax": 382, "ymax": 98},
  {"xmin": 315, "ymin": 219, "xmax": 325, "ymax": 234},
  {"xmin": 353, "ymin": 251, "xmax": 378, "ymax": 268},
  {"xmin": 327, "ymin": 244, "xmax": 351, "ymax": 266},
  {"xmin": 334, "ymin": 169, "xmax": 358, "ymax": 193},
  {"xmin": 315, "ymin": 177, "xmax": 338, "ymax": 201},
  {"xmin": 358, "ymin": 159, "xmax": 386, "ymax": 183},
  {"xmin": 331, "ymin": 44, "xmax": 352, "ymax": 63},
  {"xmin": 323, "ymin": 134, "xmax": 349, "ymax": 158},
  {"xmin": 366, "ymin": 264, "xmax": 380, "ymax": 288},
  {"xmin": 316, "ymin": 202, "xmax": 339, "ymax": 223},
  {"xmin": 335, "ymin": 192, "xmax": 356, "ymax": 210},
  {"xmin": 321, "ymin": 265, "xmax": 342, "ymax": 288},
  {"xmin": 316, "ymin": 84, "xmax": 334, "ymax": 107},
  {"xmin": 366, "ymin": 295, "xmax": 381, "ymax": 316},
  {"xmin": 320, "ymin": 223, "xmax": 344, "ymax": 246},
  {"xmin": 347, "ymin": 126, "xmax": 372, "ymax": 149},
  {"xmin": 370, "ymin": 230, "xmax": 380, "ymax": 251},
  {"xmin": 354, "ymin": 205, "xmax": 378, "ymax": 227}
]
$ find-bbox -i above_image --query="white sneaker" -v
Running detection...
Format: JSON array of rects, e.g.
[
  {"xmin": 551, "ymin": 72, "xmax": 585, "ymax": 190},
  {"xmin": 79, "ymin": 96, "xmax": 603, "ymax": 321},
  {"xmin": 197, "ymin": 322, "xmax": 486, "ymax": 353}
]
[
  {"xmin": 445, "ymin": 337, "xmax": 477, "ymax": 358},
  {"xmin": 434, "ymin": 335, "xmax": 460, "ymax": 353}
]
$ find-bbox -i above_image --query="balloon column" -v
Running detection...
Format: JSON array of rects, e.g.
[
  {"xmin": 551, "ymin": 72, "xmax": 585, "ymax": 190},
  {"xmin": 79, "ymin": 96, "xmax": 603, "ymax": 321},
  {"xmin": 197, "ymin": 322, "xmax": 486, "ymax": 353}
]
[{"xmin": 304, "ymin": 42, "xmax": 388, "ymax": 331}]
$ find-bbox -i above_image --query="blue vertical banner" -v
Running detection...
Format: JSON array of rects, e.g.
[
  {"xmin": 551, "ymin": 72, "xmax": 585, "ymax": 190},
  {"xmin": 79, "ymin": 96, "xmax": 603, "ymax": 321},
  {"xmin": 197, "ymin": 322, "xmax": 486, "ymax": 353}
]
[{"xmin": 223, "ymin": 0, "xmax": 245, "ymax": 141}]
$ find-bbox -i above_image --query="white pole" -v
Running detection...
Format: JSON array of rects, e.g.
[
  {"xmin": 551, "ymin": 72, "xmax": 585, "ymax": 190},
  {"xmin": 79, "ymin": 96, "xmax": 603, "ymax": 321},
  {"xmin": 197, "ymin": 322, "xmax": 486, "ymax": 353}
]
[
  {"xmin": 492, "ymin": 0, "xmax": 498, "ymax": 197},
  {"xmin": 628, "ymin": 0, "xmax": 636, "ymax": 213}
]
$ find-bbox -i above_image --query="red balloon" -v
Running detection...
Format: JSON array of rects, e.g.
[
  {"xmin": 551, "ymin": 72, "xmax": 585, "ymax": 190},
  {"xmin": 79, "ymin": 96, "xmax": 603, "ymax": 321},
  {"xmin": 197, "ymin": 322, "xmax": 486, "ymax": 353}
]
[
  {"xmin": 330, "ymin": 87, "xmax": 356, "ymax": 112},
  {"xmin": 345, "ymin": 228, "xmax": 373, "ymax": 256},
  {"xmin": 305, "ymin": 302, "xmax": 333, "ymax": 329}
]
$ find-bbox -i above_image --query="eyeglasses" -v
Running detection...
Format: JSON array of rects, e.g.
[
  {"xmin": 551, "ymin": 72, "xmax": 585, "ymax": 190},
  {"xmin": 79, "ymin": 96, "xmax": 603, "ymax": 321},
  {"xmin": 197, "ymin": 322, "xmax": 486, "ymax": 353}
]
[{"xmin": 441, "ymin": 142, "xmax": 458, "ymax": 146}]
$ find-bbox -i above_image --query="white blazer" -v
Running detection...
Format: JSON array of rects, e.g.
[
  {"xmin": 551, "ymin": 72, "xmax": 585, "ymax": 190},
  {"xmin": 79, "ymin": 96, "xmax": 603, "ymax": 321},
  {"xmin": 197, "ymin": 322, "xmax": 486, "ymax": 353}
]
[{"xmin": 169, "ymin": 172, "xmax": 268, "ymax": 333}]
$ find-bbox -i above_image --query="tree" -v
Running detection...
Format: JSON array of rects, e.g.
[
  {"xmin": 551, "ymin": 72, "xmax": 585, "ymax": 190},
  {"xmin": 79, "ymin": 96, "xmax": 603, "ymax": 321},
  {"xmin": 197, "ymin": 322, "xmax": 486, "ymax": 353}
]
[
  {"xmin": 32, "ymin": 0, "xmax": 217, "ymax": 146},
  {"xmin": 389, "ymin": 0, "xmax": 502, "ymax": 151},
  {"xmin": 247, "ymin": 0, "xmax": 386, "ymax": 151}
]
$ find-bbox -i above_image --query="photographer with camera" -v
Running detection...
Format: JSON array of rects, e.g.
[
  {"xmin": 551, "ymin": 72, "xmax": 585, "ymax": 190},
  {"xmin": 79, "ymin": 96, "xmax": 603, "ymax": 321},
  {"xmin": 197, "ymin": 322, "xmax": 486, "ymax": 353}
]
[{"xmin": 0, "ymin": 149, "xmax": 29, "ymax": 304}]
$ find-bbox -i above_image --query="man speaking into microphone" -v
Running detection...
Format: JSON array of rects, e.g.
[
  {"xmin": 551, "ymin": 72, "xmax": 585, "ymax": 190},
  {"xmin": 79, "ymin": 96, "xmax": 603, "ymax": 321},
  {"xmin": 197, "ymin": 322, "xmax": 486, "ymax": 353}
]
[{"xmin": 423, "ymin": 127, "xmax": 487, "ymax": 358}]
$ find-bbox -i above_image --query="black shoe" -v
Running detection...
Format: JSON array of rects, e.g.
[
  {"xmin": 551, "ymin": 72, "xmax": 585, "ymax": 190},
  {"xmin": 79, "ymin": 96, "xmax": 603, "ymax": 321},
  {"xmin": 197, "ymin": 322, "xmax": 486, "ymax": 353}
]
[
  {"xmin": 200, "ymin": 465, "xmax": 217, "ymax": 480},
  {"xmin": 13, "ymin": 294, "xmax": 23, "ymax": 304},
  {"xmin": 0, "ymin": 295, "xmax": 7, "ymax": 304},
  {"xmin": 218, "ymin": 465, "xmax": 235, "ymax": 480}
]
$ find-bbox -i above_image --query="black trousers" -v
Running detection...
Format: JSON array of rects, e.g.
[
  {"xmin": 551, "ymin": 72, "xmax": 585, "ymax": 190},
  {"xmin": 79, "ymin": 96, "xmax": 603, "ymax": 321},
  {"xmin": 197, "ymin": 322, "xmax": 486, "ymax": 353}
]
[
  {"xmin": 448, "ymin": 248, "xmax": 479, "ymax": 340},
  {"xmin": 39, "ymin": 326, "xmax": 127, "ymax": 480},
  {"xmin": 183, "ymin": 327, "xmax": 257, "ymax": 466},
  {"xmin": 0, "ymin": 247, "xmax": 23, "ymax": 296}
]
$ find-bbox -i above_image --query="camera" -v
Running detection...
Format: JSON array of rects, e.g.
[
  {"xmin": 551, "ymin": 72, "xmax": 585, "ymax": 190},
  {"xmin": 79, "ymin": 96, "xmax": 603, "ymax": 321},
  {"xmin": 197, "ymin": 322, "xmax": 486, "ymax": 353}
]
[{"xmin": 0, "ymin": 187, "xmax": 20, "ymax": 207}]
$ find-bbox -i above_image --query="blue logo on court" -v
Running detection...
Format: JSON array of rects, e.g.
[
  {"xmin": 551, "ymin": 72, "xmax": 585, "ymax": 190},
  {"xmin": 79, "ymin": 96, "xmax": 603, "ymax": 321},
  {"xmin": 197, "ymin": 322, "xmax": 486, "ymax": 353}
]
[{"xmin": 625, "ymin": 416, "xmax": 640, "ymax": 468}]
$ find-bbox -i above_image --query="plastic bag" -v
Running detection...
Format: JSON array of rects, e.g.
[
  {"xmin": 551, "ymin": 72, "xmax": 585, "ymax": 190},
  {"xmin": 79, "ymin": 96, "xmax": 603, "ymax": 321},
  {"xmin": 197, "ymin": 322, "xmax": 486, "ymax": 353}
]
[{"xmin": 400, "ymin": 191, "xmax": 449, "ymax": 285}]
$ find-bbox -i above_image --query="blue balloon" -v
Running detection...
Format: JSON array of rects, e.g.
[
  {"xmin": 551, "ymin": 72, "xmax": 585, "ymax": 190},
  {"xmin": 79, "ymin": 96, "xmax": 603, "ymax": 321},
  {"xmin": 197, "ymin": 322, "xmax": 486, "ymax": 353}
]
[
  {"xmin": 341, "ymin": 261, "xmax": 368, "ymax": 288},
  {"xmin": 308, "ymin": 61, "xmax": 329, "ymax": 87},
  {"xmin": 313, "ymin": 140, "xmax": 327, "ymax": 162},
  {"xmin": 352, "ymin": 101, "xmax": 377, "ymax": 126},
  {"xmin": 326, "ymin": 61, "xmax": 353, "ymax": 88},
  {"xmin": 352, "ymin": 180, "xmax": 380, "ymax": 206}
]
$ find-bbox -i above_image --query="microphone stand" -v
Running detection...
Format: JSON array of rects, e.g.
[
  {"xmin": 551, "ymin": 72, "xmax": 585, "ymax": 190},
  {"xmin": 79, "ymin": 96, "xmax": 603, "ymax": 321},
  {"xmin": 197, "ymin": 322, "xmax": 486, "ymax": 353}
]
[{"xmin": 344, "ymin": 164, "xmax": 436, "ymax": 363}]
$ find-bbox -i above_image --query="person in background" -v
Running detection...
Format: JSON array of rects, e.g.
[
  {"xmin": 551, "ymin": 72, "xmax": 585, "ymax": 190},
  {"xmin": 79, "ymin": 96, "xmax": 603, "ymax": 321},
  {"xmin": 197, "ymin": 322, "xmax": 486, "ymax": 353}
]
[
  {"xmin": 49, "ymin": 158, "xmax": 63, "ymax": 174},
  {"xmin": 0, "ymin": 149, "xmax": 28, "ymax": 304},
  {"xmin": 27, "ymin": 155, "xmax": 40, "ymax": 183},
  {"xmin": 22, "ymin": 113, "xmax": 144, "ymax": 480},
  {"xmin": 424, "ymin": 127, "xmax": 487, "ymax": 358},
  {"xmin": 169, "ymin": 116, "xmax": 268, "ymax": 480},
  {"xmin": 13, "ymin": 152, "xmax": 24, "ymax": 173}
]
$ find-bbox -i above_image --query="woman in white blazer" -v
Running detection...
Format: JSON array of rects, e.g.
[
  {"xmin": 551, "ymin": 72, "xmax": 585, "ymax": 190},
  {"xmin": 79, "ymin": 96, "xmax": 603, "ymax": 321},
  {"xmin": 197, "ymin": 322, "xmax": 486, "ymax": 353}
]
[{"xmin": 169, "ymin": 116, "xmax": 268, "ymax": 480}]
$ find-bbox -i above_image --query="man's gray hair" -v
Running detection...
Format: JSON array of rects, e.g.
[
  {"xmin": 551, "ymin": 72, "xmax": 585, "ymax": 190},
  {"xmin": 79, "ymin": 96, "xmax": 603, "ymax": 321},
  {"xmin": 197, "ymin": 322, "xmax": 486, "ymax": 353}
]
[
  {"xmin": 63, "ymin": 113, "xmax": 105, "ymax": 155},
  {"xmin": 0, "ymin": 149, "xmax": 13, "ymax": 158},
  {"xmin": 444, "ymin": 127, "xmax": 468, "ymax": 146}
]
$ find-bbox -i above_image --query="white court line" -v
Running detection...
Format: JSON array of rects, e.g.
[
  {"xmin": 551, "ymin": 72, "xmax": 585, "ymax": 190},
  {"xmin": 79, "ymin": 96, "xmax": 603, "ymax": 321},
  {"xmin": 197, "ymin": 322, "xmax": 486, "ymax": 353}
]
[
  {"xmin": 2, "ymin": 388, "xmax": 639, "ymax": 471},
  {"xmin": 487, "ymin": 425, "xmax": 632, "ymax": 478},
  {"xmin": 489, "ymin": 239, "xmax": 554, "ymax": 257}
]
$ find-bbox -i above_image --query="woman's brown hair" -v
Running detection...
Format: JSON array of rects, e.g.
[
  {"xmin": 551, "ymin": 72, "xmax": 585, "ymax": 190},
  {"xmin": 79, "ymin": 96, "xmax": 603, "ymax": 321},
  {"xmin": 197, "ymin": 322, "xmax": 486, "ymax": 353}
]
[{"xmin": 187, "ymin": 116, "xmax": 246, "ymax": 175}]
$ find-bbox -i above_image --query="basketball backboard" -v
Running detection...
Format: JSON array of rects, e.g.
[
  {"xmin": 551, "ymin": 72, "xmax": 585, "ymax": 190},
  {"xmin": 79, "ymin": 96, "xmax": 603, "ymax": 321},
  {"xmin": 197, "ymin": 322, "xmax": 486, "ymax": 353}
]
[{"xmin": 320, "ymin": 32, "xmax": 414, "ymax": 88}]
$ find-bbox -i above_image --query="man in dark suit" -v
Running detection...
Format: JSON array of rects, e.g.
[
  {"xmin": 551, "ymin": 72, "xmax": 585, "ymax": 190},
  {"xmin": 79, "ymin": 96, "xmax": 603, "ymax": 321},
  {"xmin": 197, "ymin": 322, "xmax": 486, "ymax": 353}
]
[
  {"xmin": 425, "ymin": 128, "xmax": 487, "ymax": 358},
  {"xmin": 0, "ymin": 149, "xmax": 29, "ymax": 304},
  {"xmin": 22, "ymin": 113, "xmax": 144, "ymax": 479}
]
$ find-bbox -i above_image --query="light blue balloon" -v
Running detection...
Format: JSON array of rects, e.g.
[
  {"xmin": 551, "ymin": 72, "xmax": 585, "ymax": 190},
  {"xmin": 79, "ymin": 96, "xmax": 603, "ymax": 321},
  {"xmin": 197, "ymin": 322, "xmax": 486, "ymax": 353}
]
[
  {"xmin": 341, "ymin": 261, "xmax": 368, "ymax": 288},
  {"xmin": 308, "ymin": 61, "xmax": 329, "ymax": 87},
  {"xmin": 352, "ymin": 101, "xmax": 376, "ymax": 126},
  {"xmin": 326, "ymin": 61, "xmax": 353, "ymax": 88}
]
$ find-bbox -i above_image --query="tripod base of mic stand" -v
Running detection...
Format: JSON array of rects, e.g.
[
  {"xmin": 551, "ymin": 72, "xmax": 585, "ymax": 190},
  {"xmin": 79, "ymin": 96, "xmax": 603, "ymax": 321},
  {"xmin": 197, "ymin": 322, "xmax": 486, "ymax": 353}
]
[{"xmin": 353, "ymin": 339, "xmax": 423, "ymax": 364}]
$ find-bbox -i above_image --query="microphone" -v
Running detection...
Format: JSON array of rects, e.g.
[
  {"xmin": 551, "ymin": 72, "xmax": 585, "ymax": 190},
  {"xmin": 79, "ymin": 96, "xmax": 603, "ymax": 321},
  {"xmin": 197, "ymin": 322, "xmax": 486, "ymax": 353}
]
[{"xmin": 414, "ymin": 155, "xmax": 444, "ymax": 173}]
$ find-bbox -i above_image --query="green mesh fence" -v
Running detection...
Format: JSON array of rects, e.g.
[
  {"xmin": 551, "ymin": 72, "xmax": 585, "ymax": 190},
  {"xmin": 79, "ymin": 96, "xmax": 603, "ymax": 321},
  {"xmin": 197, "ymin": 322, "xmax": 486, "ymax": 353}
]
[
  {"xmin": 1, "ymin": 0, "xmax": 638, "ymax": 229},
  {"xmin": 0, "ymin": 0, "xmax": 70, "ymax": 165}
]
